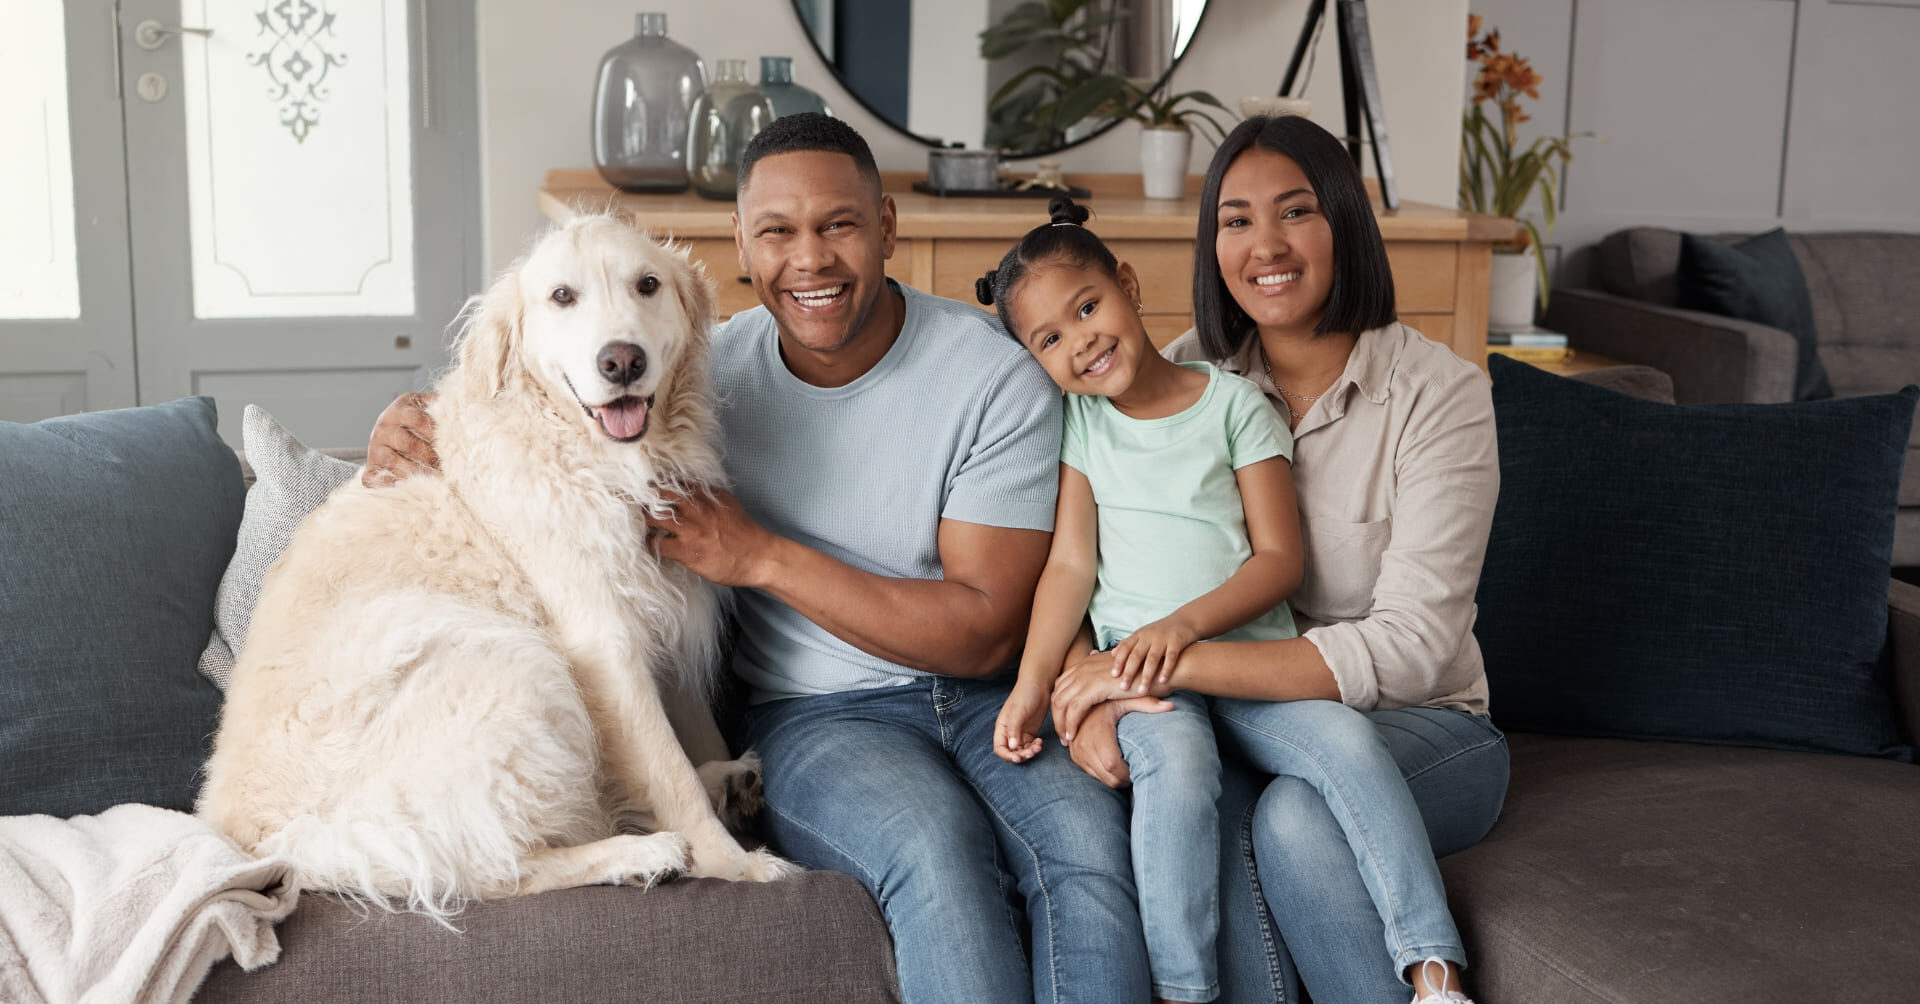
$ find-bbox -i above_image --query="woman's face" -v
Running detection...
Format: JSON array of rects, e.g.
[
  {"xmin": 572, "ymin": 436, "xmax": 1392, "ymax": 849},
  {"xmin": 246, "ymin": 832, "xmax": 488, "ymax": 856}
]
[{"xmin": 1214, "ymin": 148, "xmax": 1337, "ymax": 340}]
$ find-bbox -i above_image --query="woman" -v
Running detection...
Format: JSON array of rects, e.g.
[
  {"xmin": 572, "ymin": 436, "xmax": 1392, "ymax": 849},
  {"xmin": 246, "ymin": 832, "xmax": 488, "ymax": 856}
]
[{"xmin": 1050, "ymin": 115, "xmax": 1509, "ymax": 1004}]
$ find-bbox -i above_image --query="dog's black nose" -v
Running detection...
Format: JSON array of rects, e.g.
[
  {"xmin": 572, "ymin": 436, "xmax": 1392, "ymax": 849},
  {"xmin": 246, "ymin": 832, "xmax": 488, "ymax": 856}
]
[{"xmin": 597, "ymin": 342, "xmax": 648, "ymax": 386}]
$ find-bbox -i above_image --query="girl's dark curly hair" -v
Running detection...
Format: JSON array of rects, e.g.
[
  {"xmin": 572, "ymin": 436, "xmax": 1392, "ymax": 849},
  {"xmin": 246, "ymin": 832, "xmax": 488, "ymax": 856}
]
[{"xmin": 974, "ymin": 195, "xmax": 1120, "ymax": 339}]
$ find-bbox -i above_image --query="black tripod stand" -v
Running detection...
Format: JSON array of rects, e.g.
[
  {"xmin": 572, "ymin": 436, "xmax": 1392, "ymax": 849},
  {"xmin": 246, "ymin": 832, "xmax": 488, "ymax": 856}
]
[{"xmin": 1279, "ymin": 0, "xmax": 1398, "ymax": 209}]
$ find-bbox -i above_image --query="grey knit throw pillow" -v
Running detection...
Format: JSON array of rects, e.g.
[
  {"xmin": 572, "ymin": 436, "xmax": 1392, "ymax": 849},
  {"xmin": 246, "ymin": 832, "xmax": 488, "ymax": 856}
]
[{"xmin": 196, "ymin": 405, "xmax": 359, "ymax": 689}]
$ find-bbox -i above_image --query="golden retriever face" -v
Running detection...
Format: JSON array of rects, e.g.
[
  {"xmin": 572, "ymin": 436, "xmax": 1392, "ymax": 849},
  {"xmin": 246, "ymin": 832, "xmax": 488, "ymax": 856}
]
[{"xmin": 461, "ymin": 216, "xmax": 716, "ymax": 443}]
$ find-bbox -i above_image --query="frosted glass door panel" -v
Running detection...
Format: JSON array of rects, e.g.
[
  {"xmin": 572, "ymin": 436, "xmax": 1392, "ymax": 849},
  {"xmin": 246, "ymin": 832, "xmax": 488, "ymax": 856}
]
[
  {"xmin": 0, "ymin": 0, "xmax": 81, "ymax": 320},
  {"xmin": 181, "ymin": 0, "xmax": 415, "ymax": 318}
]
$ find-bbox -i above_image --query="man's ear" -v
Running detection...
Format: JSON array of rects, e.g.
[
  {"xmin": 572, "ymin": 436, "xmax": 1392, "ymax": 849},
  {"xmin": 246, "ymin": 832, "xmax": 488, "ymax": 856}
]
[
  {"xmin": 454, "ymin": 266, "xmax": 524, "ymax": 401},
  {"xmin": 732, "ymin": 211, "xmax": 748, "ymax": 274},
  {"xmin": 879, "ymin": 193, "xmax": 898, "ymax": 261}
]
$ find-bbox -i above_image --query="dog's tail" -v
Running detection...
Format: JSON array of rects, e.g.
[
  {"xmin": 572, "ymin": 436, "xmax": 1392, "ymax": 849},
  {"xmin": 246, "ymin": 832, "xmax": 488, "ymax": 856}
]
[{"xmin": 260, "ymin": 806, "xmax": 546, "ymax": 927}]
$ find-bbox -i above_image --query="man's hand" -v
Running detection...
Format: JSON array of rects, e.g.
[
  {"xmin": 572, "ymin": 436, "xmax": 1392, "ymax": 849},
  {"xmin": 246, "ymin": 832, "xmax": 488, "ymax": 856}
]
[
  {"xmin": 645, "ymin": 488, "xmax": 779, "ymax": 587},
  {"xmin": 1052, "ymin": 648, "xmax": 1172, "ymax": 742},
  {"xmin": 1064, "ymin": 697, "xmax": 1169, "ymax": 788},
  {"xmin": 362, "ymin": 392, "xmax": 440, "ymax": 487},
  {"xmin": 1110, "ymin": 616, "xmax": 1198, "ymax": 694},
  {"xmin": 993, "ymin": 681, "xmax": 1051, "ymax": 764}
]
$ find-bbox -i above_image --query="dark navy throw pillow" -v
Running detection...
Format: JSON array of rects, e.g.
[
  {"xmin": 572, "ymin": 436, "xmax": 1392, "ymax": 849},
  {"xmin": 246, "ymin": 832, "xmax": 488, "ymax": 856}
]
[
  {"xmin": 1476, "ymin": 356, "xmax": 1914, "ymax": 759},
  {"xmin": 0, "ymin": 397, "xmax": 242, "ymax": 816},
  {"xmin": 1676, "ymin": 228, "xmax": 1834, "ymax": 401}
]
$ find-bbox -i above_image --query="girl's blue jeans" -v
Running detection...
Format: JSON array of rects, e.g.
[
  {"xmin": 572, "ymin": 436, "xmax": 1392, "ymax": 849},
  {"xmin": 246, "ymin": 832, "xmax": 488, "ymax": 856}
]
[{"xmin": 1116, "ymin": 690, "xmax": 1222, "ymax": 1002}]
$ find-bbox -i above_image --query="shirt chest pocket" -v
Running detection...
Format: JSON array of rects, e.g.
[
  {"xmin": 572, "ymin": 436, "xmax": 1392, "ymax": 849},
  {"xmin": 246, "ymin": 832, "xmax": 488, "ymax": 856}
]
[{"xmin": 1299, "ymin": 515, "xmax": 1392, "ymax": 621}]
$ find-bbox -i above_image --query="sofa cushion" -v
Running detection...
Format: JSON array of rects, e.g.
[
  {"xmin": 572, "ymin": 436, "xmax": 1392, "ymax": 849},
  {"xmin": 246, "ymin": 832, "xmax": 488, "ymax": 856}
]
[
  {"xmin": 1788, "ymin": 231, "xmax": 1920, "ymax": 398},
  {"xmin": 198, "ymin": 405, "xmax": 360, "ymax": 690},
  {"xmin": 196, "ymin": 872, "xmax": 901, "ymax": 1003},
  {"xmin": 0, "ymin": 397, "xmax": 240, "ymax": 816},
  {"xmin": 1477, "ymin": 356, "xmax": 1916, "ymax": 759},
  {"xmin": 1676, "ymin": 229, "xmax": 1833, "ymax": 400},
  {"xmin": 1441, "ymin": 733, "xmax": 1920, "ymax": 1003}
]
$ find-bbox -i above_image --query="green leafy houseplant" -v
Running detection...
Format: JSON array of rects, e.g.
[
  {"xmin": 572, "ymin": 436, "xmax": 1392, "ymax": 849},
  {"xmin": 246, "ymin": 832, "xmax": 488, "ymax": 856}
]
[
  {"xmin": 980, "ymin": 0, "xmax": 1225, "ymax": 154},
  {"xmin": 1457, "ymin": 15, "xmax": 1586, "ymax": 307}
]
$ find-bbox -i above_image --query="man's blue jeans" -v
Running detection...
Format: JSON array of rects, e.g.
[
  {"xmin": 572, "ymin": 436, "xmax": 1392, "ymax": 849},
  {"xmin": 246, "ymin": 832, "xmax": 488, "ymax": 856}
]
[
  {"xmin": 1212, "ymin": 703, "xmax": 1510, "ymax": 1003},
  {"xmin": 743, "ymin": 676, "xmax": 1150, "ymax": 1004}
]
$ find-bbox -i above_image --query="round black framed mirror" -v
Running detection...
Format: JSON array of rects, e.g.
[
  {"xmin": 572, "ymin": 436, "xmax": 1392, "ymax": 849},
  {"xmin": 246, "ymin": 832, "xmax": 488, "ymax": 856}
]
[{"xmin": 791, "ymin": 0, "xmax": 1213, "ymax": 158}]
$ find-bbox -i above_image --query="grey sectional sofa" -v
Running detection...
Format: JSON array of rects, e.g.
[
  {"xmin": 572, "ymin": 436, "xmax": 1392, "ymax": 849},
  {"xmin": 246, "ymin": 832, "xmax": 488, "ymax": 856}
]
[
  {"xmin": 191, "ymin": 424, "xmax": 1920, "ymax": 1002},
  {"xmin": 1544, "ymin": 228, "xmax": 1920, "ymax": 565}
]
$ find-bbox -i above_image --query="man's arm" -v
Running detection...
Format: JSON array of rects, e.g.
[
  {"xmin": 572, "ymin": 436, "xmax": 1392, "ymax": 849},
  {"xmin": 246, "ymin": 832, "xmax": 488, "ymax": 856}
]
[{"xmin": 649, "ymin": 490, "xmax": 1050, "ymax": 679}]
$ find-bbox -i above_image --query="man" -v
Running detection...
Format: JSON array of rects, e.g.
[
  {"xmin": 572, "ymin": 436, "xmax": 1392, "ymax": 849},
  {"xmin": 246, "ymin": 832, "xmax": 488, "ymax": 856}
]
[{"xmin": 368, "ymin": 115, "xmax": 1148, "ymax": 1004}]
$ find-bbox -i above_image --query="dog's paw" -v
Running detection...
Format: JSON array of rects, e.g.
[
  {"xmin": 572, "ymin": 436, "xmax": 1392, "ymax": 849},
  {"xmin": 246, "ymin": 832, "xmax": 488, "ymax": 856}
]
[
  {"xmin": 738, "ymin": 846, "xmax": 804, "ymax": 883},
  {"xmin": 608, "ymin": 831, "xmax": 690, "ymax": 889},
  {"xmin": 697, "ymin": 753, "xmax": 764, "ymax": 829}
]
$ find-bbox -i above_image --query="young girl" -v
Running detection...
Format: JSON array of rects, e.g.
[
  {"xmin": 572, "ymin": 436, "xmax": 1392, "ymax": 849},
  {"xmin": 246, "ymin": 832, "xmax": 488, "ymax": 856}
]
[{"xmin": 978, "ymin": 196, "xmax": 1304, "ymax": 1004}]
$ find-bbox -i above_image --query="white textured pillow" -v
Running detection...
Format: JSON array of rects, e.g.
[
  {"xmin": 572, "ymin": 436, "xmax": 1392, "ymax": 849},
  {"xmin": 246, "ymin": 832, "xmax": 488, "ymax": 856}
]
[{"xmin": 196, "ymin": 405, "xmax": 359, "ymax": 689}]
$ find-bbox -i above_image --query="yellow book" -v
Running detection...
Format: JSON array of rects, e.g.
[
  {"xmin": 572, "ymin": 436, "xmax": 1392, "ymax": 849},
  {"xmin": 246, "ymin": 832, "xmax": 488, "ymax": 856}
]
[{"xmin": 1487, "ymin": 345, "xmax": 1575, "ymax": 363}]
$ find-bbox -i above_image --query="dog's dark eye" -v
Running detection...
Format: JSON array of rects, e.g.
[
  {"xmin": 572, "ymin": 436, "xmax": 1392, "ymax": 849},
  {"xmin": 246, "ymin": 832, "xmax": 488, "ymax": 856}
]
[
  {"xmin": 637, "ymin": 275, "xmax": 660, "ymax": 297},
  {"xmin": 551, "ymin": 286, "xmax": 575, "ymax": 306}
]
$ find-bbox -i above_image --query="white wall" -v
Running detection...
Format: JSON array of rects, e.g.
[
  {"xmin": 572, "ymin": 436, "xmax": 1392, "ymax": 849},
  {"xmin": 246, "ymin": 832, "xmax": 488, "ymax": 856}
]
[{"xmin": 478, "ymin": 0, "xmax": 1469, "ymax": 273}]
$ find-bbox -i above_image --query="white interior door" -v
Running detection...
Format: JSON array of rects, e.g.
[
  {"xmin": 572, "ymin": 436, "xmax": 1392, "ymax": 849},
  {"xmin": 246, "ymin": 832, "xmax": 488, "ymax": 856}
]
[
  {"xmin": 119, "ymin": 0, "xmax": 481, "ymax": 447},
  {"xmin": 1, "ymin": 0, "xmax": 481, "ymax": 447},
  {"xmin": 0, "ymin": 1, "xmax": 138, "ymax": 421}
]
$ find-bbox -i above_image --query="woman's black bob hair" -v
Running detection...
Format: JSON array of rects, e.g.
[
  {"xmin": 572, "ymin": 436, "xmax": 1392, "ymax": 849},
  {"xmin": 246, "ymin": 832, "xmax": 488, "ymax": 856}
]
[
  {"xmin": 974, "ymin": 195, "xmax": 1118, "ymax": 339},
  {"xmin": 1193, "ymin": 115, "xmax": 1396, "ymax": 360}
]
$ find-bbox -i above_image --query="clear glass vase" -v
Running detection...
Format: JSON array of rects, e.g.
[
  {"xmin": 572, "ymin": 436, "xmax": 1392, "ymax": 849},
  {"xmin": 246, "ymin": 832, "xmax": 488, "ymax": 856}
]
[
  {"xmin": 687, "ymin": 59, "xmax": 777, "ymax": 202},
  {"xmin": 759, "ymin": 56, "xmax": 831, "ymax": 119},
  {"xmin": 592, "ymin": 13, "xmax": 705, "ymax": 193}
]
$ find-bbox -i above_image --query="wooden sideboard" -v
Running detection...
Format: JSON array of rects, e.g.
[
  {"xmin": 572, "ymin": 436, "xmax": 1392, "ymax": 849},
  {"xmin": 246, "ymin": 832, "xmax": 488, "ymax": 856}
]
[{"xmin": 537, "ymin": 169, "xmax": 1512, "ymax": 365}]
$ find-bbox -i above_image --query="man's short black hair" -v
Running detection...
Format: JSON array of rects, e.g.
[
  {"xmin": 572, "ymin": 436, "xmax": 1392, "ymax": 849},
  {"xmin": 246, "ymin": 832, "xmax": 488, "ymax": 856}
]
[
  {"xmin": 737, "ymin": 113, "xmax": 882, "ymax": 196},
  {"xmin": 1193, "ymin": 115, "xmax": 1397, "ymax": 358}
]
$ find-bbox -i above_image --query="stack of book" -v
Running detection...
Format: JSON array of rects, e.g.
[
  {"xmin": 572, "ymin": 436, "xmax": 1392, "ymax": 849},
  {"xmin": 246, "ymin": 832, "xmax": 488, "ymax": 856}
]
[{"xmin": 1486, "ymin": 328, "xmax": 1572, "ymax": 363}]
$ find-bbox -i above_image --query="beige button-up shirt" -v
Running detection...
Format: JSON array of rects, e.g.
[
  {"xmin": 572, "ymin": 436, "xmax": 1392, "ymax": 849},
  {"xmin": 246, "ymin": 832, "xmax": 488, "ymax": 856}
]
[{"xmin": 1165, "ymin": 323, "xmax": 1495, "ymax": 714}]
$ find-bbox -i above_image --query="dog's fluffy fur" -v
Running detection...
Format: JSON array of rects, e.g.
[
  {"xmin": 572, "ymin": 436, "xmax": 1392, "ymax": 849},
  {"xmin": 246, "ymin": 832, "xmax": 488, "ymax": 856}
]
[{"xmin": 198, "ymin": 216, "xmax": 797, "ymax": 917}]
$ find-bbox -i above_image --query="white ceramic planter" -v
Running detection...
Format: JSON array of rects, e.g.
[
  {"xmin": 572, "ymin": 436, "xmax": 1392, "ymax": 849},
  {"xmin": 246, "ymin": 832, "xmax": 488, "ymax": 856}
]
[
  {"xmin": 1139, "ymin": 127, "xmax": 1192, "ymax": 200},
  {"xmin": 1488, "ymin": 252, "xmax": 1538, "ymax": 330}
]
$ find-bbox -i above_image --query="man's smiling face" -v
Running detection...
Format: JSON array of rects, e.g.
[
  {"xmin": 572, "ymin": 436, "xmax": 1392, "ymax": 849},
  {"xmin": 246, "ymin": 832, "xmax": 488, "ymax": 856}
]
[{"xmin": 732, "ymin": 150, "xmax": 897, "ymax": 358}]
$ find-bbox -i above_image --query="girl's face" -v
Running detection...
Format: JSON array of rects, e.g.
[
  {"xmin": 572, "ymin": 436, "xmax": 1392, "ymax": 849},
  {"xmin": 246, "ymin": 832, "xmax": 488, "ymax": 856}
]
[
  {"xmin": 1007, "ymin": 259, "xmax": 1148, "ymax": 397},
  {"xmin": 1214, "ymin": 148, "xmax": 1337, "ymax": 339}
]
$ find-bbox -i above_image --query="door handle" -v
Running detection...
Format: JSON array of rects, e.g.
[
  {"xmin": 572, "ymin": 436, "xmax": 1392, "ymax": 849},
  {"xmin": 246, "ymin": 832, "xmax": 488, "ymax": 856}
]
[{"xmin": 134, "ymin": 20, "xmax": 213, "ymax": 50}]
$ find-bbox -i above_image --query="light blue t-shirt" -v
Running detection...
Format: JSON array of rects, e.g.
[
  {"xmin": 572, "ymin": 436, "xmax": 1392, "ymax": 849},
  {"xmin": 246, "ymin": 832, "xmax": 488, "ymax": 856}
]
[
  {"xmin": 1062, "ymin": 361, "xmax": 1298, "ymax": 650},
  {"xmin": 713, "ymin": 281, "xmax": 1063, "ymax": 702}
]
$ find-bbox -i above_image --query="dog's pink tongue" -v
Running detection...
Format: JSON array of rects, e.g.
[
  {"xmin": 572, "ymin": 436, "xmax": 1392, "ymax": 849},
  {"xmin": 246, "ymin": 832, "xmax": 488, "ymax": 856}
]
[{"xmin": 599, "ymin": 397, "xmax": 649, "ymax": 439}]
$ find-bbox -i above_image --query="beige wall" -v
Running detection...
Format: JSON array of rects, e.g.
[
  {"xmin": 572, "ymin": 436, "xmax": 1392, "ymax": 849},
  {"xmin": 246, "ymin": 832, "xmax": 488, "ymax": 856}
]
[{"xmin": 479, "ymin": 0, "xmax": 1469, "ymax": 273}]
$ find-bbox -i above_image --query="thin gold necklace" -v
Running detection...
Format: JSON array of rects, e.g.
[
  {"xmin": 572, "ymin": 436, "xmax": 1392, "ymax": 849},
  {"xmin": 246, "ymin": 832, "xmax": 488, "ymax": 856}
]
[{"xmin": 1261, "ymin": 347, "xmax": 1323, "ymax": 403}]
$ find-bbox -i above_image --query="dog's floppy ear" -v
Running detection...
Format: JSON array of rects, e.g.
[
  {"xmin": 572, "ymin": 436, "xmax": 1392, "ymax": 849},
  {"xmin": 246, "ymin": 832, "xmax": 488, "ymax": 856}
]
[
  {"xmin": 454, "ymin": 267, "xmax": 524, "ymax": 401},
  {"xmin": 673, "ymin": 243, "xmax": 719, "ymax": 337}
]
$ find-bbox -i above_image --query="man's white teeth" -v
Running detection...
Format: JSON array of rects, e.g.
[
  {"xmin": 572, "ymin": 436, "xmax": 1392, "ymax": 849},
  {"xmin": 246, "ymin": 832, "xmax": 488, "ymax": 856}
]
[
  {"xmin": 792, "ymin": 285, "xmax": 845, "ymax": 304},
  {"xmin": 1255, "ymin": 272, "xmax": 1301, "ymax": 287}
]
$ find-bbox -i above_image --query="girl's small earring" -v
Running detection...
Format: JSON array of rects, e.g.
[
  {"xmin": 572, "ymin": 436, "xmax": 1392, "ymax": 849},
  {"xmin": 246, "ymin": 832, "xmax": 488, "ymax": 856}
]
[{"xmin": 1134, "ymin": 303, "xmax": 1145, "ymax": 315}]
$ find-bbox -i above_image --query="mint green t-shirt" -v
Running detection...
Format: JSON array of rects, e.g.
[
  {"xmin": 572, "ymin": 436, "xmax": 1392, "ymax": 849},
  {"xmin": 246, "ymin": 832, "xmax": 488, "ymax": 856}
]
[{"xmin": 1062, "ymin": 361, "xmax": 1298, "ymax": 650}]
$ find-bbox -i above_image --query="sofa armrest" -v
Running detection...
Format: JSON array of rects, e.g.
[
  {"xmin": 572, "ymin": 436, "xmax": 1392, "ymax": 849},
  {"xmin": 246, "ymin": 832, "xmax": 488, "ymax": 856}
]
[
  {"xmin": 1890, "ymin": 577, "xmax": 1920, "ymax": 748},
  {"xmin": 1543, "ymin": 288, "xmax": 1798, "ymax": 404}
]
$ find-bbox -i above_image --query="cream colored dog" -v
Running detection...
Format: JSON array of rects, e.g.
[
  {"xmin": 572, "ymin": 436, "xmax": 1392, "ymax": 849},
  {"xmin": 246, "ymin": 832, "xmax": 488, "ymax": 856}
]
[{"xmin": 198, "ymin": 215, "xmax": 797, "ymax": 917}]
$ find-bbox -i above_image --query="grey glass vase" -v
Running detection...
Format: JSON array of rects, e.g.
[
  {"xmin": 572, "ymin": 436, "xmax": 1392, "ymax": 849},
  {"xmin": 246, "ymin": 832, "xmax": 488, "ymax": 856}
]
[
  {"xmin": 759, "ymin": 56, "xmax": 830, "ymax": 119},
  {"xmin": 592, "ymin": 13, "xmax": 705, "ymax": 193},
  {"xmin": 687, "ymin": 59, "xmax": 777, "ymax": 202}
]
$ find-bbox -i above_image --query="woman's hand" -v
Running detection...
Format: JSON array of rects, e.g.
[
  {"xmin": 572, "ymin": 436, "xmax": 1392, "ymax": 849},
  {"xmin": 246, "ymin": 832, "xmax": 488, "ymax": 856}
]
[
  {"xmin": 1065, "ymin": 696, "xmax": 1171, "ymax": 788},
  {"xmin": 1111, "ymin": 616, "xmax": 1198, "ymax": 693},
  {"xmin": 993, "ymin": 681, "xmax": 1051, "ymax": 763},
  {"xmin": 1052, "ymin": 649, "xmax": 1172, "ymax": 742},
  {"xmin": 362, "ymin": 392, "xmax": 440, "ymax": 487}
]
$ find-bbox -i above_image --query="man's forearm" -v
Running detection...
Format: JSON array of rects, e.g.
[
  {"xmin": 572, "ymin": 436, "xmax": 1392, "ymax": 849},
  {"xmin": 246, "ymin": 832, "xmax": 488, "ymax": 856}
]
[{"xmin": 750, "ymin": 535, "xmax": 1023, "ymax": 678}]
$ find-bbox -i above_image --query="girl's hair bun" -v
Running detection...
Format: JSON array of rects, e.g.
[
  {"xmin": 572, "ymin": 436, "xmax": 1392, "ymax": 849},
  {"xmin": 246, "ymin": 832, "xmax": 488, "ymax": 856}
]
[
  {"xmin": 975, "ymin": 270, "xmax": 998, "ymax": 306},
  {"xmin": 1046, "ymin": 194, "xmax": 1091, "ymax": 228}
]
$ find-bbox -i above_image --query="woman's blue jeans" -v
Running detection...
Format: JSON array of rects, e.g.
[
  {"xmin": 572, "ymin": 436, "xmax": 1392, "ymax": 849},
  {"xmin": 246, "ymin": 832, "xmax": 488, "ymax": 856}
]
[
  {"xmin": 1212, "ymin": 701, "xmax": 1510, "ymax": 1004},
  {"xmin": 743, "ymin": 676, "xmax": 1150, "ymax": 1004}
]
